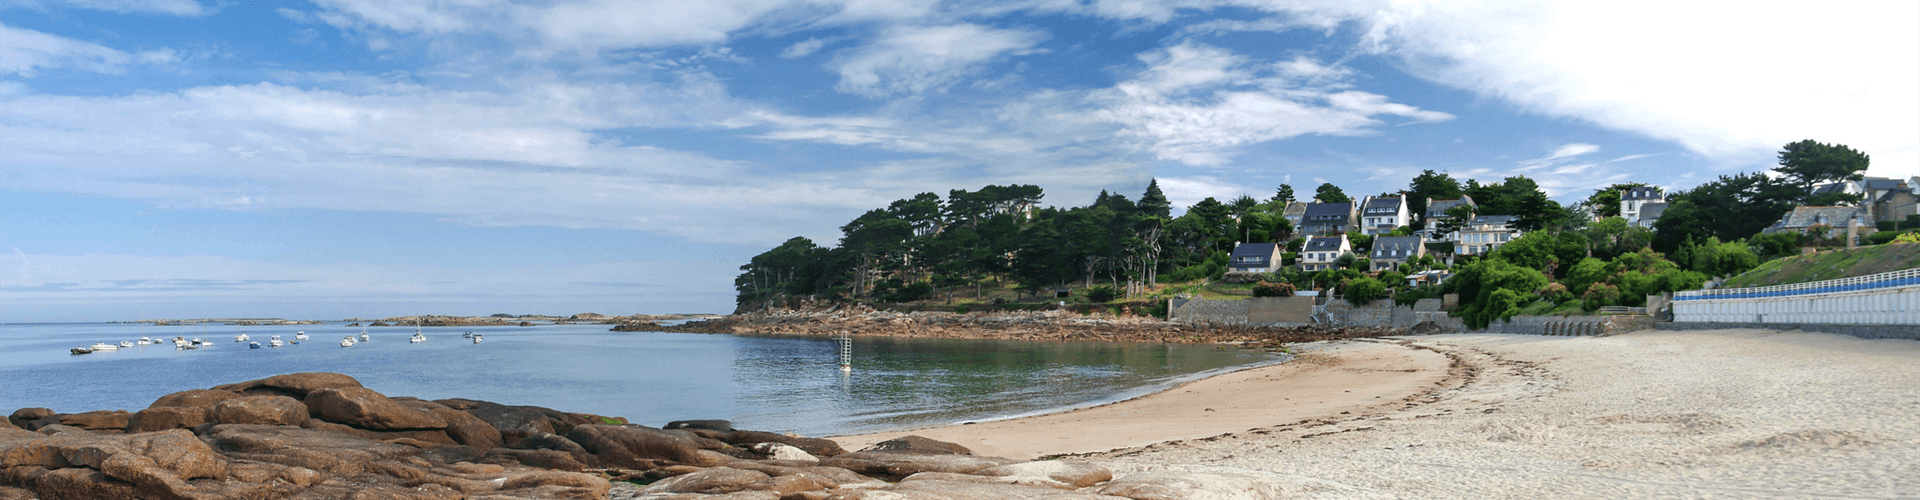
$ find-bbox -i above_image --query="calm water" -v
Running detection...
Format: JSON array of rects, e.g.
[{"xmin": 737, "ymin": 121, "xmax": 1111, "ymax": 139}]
[{"xmin": 0, "ymin": 322, "xmax": 1277, "ymax": 436}]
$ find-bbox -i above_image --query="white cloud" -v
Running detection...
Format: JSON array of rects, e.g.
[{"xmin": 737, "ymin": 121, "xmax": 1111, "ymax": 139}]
[
  {"xmin": 1093, "ymin": 41, "xmax": 1451, "ymax": 166},
  {"xmin": 0, "ymin": 23, "xmax": 130, "ymax": 76},
  {"xmin": 781, "ymin": 37, "xmax": 828, "ymax": 58},
  {"xmin": 1155, "ymin": 176, "xmax": 1249, "ymax": 211},
  {"xmin": 1335, "ymin": 1, "xmax": 1919, "ymax": 176},
  {"xmin": 830, "ymin": 23, "xmax": 1046, "ymax": 98}
]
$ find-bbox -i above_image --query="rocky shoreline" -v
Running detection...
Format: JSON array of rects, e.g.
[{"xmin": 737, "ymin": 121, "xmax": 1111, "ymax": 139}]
[
  {"xmin": 1, "ymin": 372, "xmax": 1293, "ymax": 499},
  {"xmin": 625, "ymin": 305, "xmax": 1403, "ymax": 346}
]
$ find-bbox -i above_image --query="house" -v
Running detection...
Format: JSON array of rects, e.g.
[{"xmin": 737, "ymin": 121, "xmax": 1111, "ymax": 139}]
[
  {"xmin": 1455, "ymin": 215, "xmax": 1522, "ymax": 256},
  {"xmin": 1872, "ymin": 190, "xmax": 1918, "ymax": 224},
  {"xmin": 1635, "ymin": 202, "xmax": 1668, "ymax": 229},
  {"xmin": 1764, "ymin": 206, "xmax": 1873, "ymax": 244},
  {"xmin": 1620, "ymin": 187, "xmax": 1665, "ymax": 224},
  {"xmin": 1358, "ymin": 196, "xmax": 1409, "ymax": 235},
  {"xmin": 1422, "ymin": 196, "xmax": 1475, "ymax": 241},
  {"xmin": 1227, "ymin": 242, "xmax": 1283, "ymax": 273},
  {"xmin": 1810, "ymin": 177, "xmax": 1914, "ymax": 205},
  {"xmin": 1299, "ymin": 202, "xmax": 1355, "ymax": 236},
  {"xmin": 1369, "ymin": 236, "xmax": 1425, "ymax": 272},
  {"xmin": 1407, "ymin": 269, "xmax": 1451, "ymax": 288},
  {"xmin": 1281, "ymin": 201, "xmax": 1308, "ymax": 228},
  {"xmin": 1299, "ymin": 234, "xmax": 1351, "ymax": 272}
]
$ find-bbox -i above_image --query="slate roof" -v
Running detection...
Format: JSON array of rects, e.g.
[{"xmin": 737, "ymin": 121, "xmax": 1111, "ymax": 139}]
[
  {"xmin": 1810, "ymin": 182, "xmax": 1854, "ymax": 195},
  {"xmin": 1304, "ymin": 235, "xmax": 1346, "ymax": 251},
  {"xmin": 1362, "ymin": 197, "xmax": 1404, "ymax": 214},
  {"xmin": 1770, "ymin": 206, "xmax": 1867, "ymax": 230},
  {"xmin": 1621, "ymin": 186, "xmax": 1664, "ymax": 201},
  {"xmin": 1863, "ymin": 178, "xmax": 1906, "ymax": 191},
  {"xmin": 1302, "ymin": 202, "xmax": 1353, "ymax": 221},
  {"xmin": 1426, "ymin": 197, "xmax": 1474, "ymax": 218},
  {"xmin": 1231, "ymin": 242, "xmax": 1278, "ymax": 260},
  {"xmin": 1370, "ymin": 236, "xmax": 1423, "ymax": 259},
  {"xmin": 1282, "ymin": 201, "xmax": 1308, "ymax": 217},
  {"xmin": 1468, "ymin": 215, "xmax": 1518, "ymax": 227},
  {"xmin": 1638, "ymin": 202, "xmax": 1668, "ymax": 222}
]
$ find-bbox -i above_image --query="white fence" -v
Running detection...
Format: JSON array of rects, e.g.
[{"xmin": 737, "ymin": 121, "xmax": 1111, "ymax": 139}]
[{"xmin": 1673, "ymin": 267, "xmax": 1920, "ymax": 325}]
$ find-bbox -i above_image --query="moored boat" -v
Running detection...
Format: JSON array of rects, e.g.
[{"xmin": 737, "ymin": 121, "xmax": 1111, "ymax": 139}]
[
  {"xmin": 471, "ymin": 334, "xmax": 483, "ymax": 344},
  {"xmin": 118, "ymin": 341, "xmax": 133, "ymax": 348},
  {"xmin": 89, "ymin": 342, "xmax": 118, "ymax": 351},
  {"xmin": 70, "ymin": 347, "xmax": 91, "ymax": 355},
  {"xmin": 341, "ymin": 337, "xmax": 355, "ymax": 347},
  {"xmin": 269, "ymin": 336, "xmax": 284, "ymax": 347},
  {"xmin": 295, "ymin": 331, "xmax": 309, "ymax": 341},
  {"xmin": 235, "ymin": 332, "xmax": 249, "ymax": 342},
  {"xmin": 249, "ymin": 342, "xmax": 261, "ymax": 349}
]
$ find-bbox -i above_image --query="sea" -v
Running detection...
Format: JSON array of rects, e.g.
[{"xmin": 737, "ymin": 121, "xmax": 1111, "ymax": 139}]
[{"xmin": 0, "ymin": 322, "xmax": 1279, "ymax": 436}]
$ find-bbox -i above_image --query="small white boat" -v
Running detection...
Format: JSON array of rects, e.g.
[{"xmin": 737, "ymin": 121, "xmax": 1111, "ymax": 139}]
[
  {"xmin": 118, "ymin": 341, "xmax": 134, "ymax": 348},
  {"xmin": 192, "ymin": 338, "xmax": 209, "ymax": 347},
  {"xmin": 139, "ymin": 336, "xmax": 153, "ymax": 345},
  {"xmin": 462, "ymin": 331, "xmax": 474, "ymax": 338},
  {"xmin": 340, "ymin": 337, "xmax": 355, "ymax": 347},
  {"xmin": 471, "ymin": 334, "xmax": 483, "ymax": 344},
  {"xmin": 294, "ymin": 331, "xmax": 309, "ymax": 341},
  {"xmin": 249, "ymin": 342, "xmax": 261, "ymax": 349},
  {"xmin": 361, "ymin": 333, "xmax": 370, "ymax": 342},
  {"xmin": 90, "ymin": 342, "xmax": 119, "ymax": 351},
  {"xmin": 410, "ymin": 333, "xmax": 424, "ymax": 344},
  {"xmin": 269, "ymin": 336, "xmax": 284, "ymax": 347},
  {"xmin": 235, "ymin": 332, "xmax": 249, "ymax": 342}
]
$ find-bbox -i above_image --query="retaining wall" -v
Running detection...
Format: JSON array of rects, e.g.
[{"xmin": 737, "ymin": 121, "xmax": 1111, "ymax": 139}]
[
  {"xmin": 1654, "ymin": 321, "xmax": 1920, "ymax": 340},
  {"xmin": 1174, "ymin": 296, "xmax": 1648, "ymax": 337},
  {"xmin": 1674, "ymin": 267, "xmax": 1920, "ymax": 325}
]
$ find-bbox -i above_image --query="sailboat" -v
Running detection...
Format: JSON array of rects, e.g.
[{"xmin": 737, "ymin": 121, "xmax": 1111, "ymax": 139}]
[{"xmin": 360, "ymin": 324, "xmax": 370, "ymax": 342}]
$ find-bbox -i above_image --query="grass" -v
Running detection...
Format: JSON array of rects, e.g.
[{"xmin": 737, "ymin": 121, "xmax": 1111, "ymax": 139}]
[{"xmin": 1721, "ymin": 243, "xmax": 1920, "ymax": 288}]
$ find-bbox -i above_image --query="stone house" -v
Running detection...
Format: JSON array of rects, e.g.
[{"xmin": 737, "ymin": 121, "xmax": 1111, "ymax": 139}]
[
  {"xmin": 1369, "ymin": 236, "xmax": 1425, "ymax": 272},
  {"xmin": 1358, "ymin": 196, "xmax": 1409, "ymax": 235},
  {"xmin": 1421, "ymin": 196, "xmax": 1475, "ymax": 241},
  {"xmin": 1300, "ymin": 234, "xmax": 1351, "ymax": 272},
  {"xmin": 1227, "ymin": 242, "xmax": 1283, "ymax": 273},
  {"xmin": 1299, "ymin": 202, "xmax": 1355, "ymax": 236},
  {"xmin": 1765, "ymin": 206, "xmax": 1873, "ymax": 243},
  {"xmin": 1281, "ymin": 201, "xmax": 1308, "ymax": 228},
  {"xmin": 1620, "ymin": 186, "xmax": 1665, "ymax": 225},
  {"xmin": 1635, "ymin": 202, "xmax": 1668, "ymax": 229}
]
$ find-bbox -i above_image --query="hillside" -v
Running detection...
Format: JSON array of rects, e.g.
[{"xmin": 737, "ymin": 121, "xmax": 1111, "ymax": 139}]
[{"xmin": 1719, "ymin": 243, "xmax": 1920, "ymax": 288}]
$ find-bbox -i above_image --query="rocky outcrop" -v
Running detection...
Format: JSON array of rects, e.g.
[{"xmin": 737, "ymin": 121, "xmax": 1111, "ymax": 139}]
[
  {"xmin": 651, "ymin": 304, "xmax": 1400, "ymax": 345},
  {"xmin": 211, "ymin": 396, "xmax": 307, "ymax": 426}
]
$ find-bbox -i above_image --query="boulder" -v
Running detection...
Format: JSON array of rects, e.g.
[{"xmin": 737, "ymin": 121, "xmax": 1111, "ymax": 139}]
[
  {"xmin": 726, "ymin": 430, "xmax": 848, "ymax": 457},
  {"xmin": 305, "ymin": 387, "xmax": 448, "ymax": 430},
  {"xmin": 147, "ymin": 389, "xmax": 240, "ymax": 409},
  {"xmin": 752, "ymin": 442, "xmax": 819, "ymax": 463},
  {"xmin": 125, "ymin": 407, "xmax": 209, "ymax": 433},
  {"xmin": 514, "ymin": 432, "xmax": 589, "ymax": 457},
  {"xmin": 898, "ymin": 471, "xmax": 1074, "ymax": 490},
  {"xmin": 973, "ymin": 460, "xmax": 1114, "ymax": 488},
  {"xmin": 565, "ymin": 424, "xmax": 709, "ymax": 467},
  {"xmin": 440, "ymin": 399, "xmax": 564, "ymax": 442},
  {"xmin": 857, "ymin": 435, "xmax": 973, "ymax": 455},
  {"xmin": 8, "ymin": 408, "xmax": 55, "ymax": 429},
  {"xmin": 255, "ymin": 372, "xmax": 363, "ymax": 396},
  {"xmin": 211, "ymin": 395, "xmax": 307, "ymax": 426},
  {"xmin": 819, "ymin": 451, "xmax": 1015, "ymax": 479},
  {"xmin": 56, "ymin": 410, "xmax": 130, "ymax": 432},
  {"xmin": 643, "ymin": 467, "xmax": 773, "ymax": 495},
  {"xmin": 498, "ymin": 470, "xmax": 612, "ymax": 499},
  {"xmin": 430, "ymin": 407, "xmax": 503, "ymax": 450},
  {"xmin": 665, "ymin": 419, "xmax": 733, "ymax": 432},
  {"xmin": 482, "ymin": 448, "xmax": 590, "ymax": 471}
]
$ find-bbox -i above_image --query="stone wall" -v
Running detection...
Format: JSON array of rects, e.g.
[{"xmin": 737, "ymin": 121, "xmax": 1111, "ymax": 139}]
[
  {"xmin": 1477, "ymin": 314, "xmax": 1653, "ymax": 337},
  {"xmin": 1168, "ymin": 297, "xmax": 1250, "ymax": 325},
  {"xmin": 1247, "ymin": 297, "xmax": 1316, "ymax": 326},
  {"xmin": 1173, "ymin": 297, "xmax": 1649, "ymax": 337}
]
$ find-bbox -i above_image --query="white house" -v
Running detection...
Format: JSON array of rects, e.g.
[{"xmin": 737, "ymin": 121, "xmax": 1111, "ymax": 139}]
[
  {"xmin": 1300, "ymin": 234, "xmax": 1351, "ymax": 272},
  {"xmin": 1455, "ymin": 215, "xmax": 1522, "ymax": 256},
  {"xmin": 1227, "ymin": 242, "xmax": 1283, "ymax": 273},
  {"xmin": 1358, "ymin": 196, "xmax": 1409, "ymax": 236},
  {"xmin": 1620, "ymin": 186, "xmax": 1665, "ymax": 225}
]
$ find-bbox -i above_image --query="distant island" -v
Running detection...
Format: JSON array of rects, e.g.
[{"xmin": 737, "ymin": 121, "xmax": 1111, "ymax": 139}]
[{"xmin": 127, "ymin": 313, "xmax": 720, "ymax": 327}]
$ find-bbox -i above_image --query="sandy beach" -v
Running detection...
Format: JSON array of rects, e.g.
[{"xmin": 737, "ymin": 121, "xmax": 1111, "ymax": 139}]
[{"xmin": 832, "ymin": 329, "xmax": 1920, "ymax": 498}]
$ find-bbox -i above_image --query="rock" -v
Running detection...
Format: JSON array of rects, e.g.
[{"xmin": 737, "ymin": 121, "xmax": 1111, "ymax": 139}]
[
  {"xmin": 202, "ymin": 424, "xmax": 418, "ymax": 475},
  {"xmin": 211, "ymin": 395, "xmax": 308, "ymax": 426},
  {"xmin": 8, "ymin": 408, "xmax": 56, "ymax": 431},
  {"xmin": 726, "ymin": 430, "xmax": 849, "ymax": 457},
  {"xmin": 499, "ymin": 470, "xmax": 612, "ymax": 499},
  {"xmin": 752, "ymin": 442, "xmax": 819, "ymax": 463},
  {"xmin": 431, "ymin": 407, "xmax": 503, "ymax": 449},
  {"xmin": 56, "ymin": 410, "xmax": 130, "ymax": 432},
  {"xmin": 305, "ymin": 387, "xmax": 449, "ymax": 430},
  {"xmin": 442, "ymin": 399, "xmax": 572, "ymax": 443},
  {"xmin": 857, "ymin": 435, "xmax": 973, "ymax": 455},
  {"xmin": 832, "ymin": 479, "xmax": 1130, "ymax": 499},
  {"xmin": 0, "ymin": 486, "xmax": 31, "ymax": 500},
  {"xmin": 643, "ymin": 467, "xmax": 773, "ymax": 494},
  {"xmin": 125, "ymin": 407, "xmax": 210, "ymax": 433},
  {"xmin": 147, "ymin": 389, "xmax": 240, "ymax": 409},
  {"xmin": 27, "ymin": 467, "xmax": 140, "ymax": 500},
  {"xmin": 898, "ymin": 471, "xmax": 1074, "ymax": 489},
  {"xmin": 483, "ymin": 448, "xmax": 590, "ymax": 471},
  {"xmin": 973, "ymin": 460, "xmax": 1114, "ymax": 488},
  {"xmin": 665, "ymin": 419, "xmax": 733, "ymax": 432},
  {"xmin": 819, "ymin": 451, "xmax": 1016, "ymax": 479},
  {"xmin": 8, "ymin": 408, "xmax": 54, "ymax": 429},
  {"xmin": 1093, "ymin": 471, "xmax": 1301, "ymax": 500},
  {"xmin": 255, "ymin": 372, "xmax": 364, "ymax": 396},
  {"xmin": 565, "ymin": 424, "xmax": 709, "ymax": 467}
]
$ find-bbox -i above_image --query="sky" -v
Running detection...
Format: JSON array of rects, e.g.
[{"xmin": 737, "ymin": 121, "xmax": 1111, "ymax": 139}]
[{"xmin": 1, "ymin": 0, "xmax": 1915, "ymax": 322}]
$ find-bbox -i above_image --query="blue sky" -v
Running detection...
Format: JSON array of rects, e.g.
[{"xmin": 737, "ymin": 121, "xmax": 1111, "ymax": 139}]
[{"xmin": 2, "ymin": 0, "xmax": 1915, "ymax": 321}]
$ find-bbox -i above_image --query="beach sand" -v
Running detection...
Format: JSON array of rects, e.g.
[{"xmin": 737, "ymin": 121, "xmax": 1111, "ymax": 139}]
[{"xmin": 832, "ymin": 329, "xmax": 1920, "ymax": 498}]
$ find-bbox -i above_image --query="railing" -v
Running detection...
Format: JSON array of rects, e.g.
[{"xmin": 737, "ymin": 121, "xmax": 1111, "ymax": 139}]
[{"xmin": 1675, "ymin": 267, "xmax": 1920, "ymax": 301}]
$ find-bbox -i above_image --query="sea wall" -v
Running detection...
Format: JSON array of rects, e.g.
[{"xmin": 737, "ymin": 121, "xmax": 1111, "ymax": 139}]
[
  {"xmin": 1173, "ymin": 297, "xmax": 1648, "ymax": 337},
  {"xmin": 1169, "ymin": 296, "xmax": 1315, "ymax": 326}
]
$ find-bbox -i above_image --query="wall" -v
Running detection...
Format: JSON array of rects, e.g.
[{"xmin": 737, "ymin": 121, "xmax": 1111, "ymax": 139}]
[
  {"xmin": 1247, "ymin": 297, "xmax": 1316, "ymax": 326},
  {"xmin": 1673, "ymin": 270, "xmax": 1920, "ymax": 325},
  {"xmin": 1655, "ymin": 321, "xmax": 1920, "ymax": 340},
  {"xmin": 1173, "ymin": 296, "xmax": 1648, "ymax": 337},
  {"xmin": 1168, "ymin": 297, "xmax": 1249, "ymax": 325}
]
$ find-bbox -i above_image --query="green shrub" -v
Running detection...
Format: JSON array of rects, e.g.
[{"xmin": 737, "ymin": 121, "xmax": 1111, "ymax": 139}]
[
  {"xmin": 1582, "ymin": 282, "xmax": 1621, "ymax": 311},
  {"xmin": 1450, "ymin": 259, "xmax": 1550, "ymax": 329},
  {"xmin": 1344, "ymin": 277, "xmax": 1388, "ymax": 306},
  {"xmin": 1084, "ymin": 285, "xmax": 1118, "ymax": 303},
  {"xmin": 954, "ymin": 304, "xmax": 971, "ymax": 314},
  {"xmin": 1252, "ymin": 281, "xmax": 1295, "ymax": 297}
]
